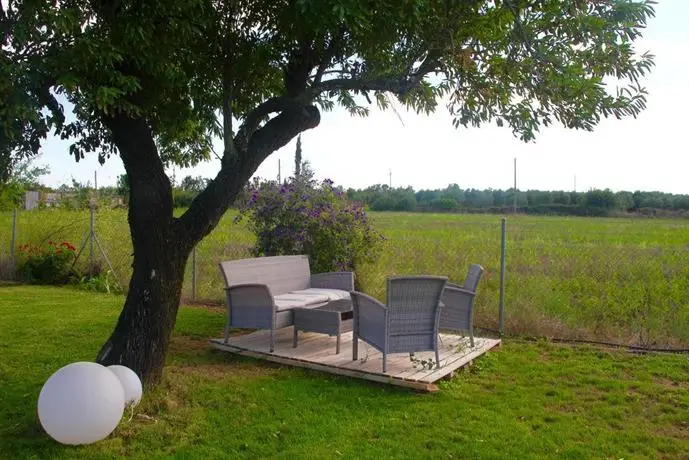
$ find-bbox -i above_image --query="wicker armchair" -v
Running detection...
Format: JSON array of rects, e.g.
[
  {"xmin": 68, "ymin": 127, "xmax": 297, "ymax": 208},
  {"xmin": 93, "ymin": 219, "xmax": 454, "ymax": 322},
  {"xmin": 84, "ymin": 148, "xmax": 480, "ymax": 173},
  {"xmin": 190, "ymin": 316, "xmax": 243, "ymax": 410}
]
[
  {"xmin": 439, "ymin": 264, "xmax": 484, "ymax": 346},
  {"xmin": 350, "ymin": 276, "xmax": 447, "ymax": 373}
]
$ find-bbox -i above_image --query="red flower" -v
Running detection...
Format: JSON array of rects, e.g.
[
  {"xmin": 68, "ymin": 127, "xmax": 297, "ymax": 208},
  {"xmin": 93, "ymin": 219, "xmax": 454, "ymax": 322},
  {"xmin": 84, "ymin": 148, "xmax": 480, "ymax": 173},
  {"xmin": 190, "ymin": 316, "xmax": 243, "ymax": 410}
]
[{"xmin": 60, "ymin": 242, "xmax": 76, "ymax": 252}]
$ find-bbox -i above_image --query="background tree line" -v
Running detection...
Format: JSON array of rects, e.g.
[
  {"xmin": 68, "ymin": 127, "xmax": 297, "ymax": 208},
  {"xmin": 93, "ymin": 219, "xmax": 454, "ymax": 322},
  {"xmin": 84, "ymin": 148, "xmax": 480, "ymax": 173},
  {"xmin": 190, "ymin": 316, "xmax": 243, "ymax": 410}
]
[
  {"xmin": 7, "ymin": 173, "xmax": 688, "ymax": 219},
  {"xmin": 0, "ymin": 169, "xmax": 209, "ymax": 211},
  {"xmin": 345, "ymin": 184, "xmax": 689, "ymax": 217}
]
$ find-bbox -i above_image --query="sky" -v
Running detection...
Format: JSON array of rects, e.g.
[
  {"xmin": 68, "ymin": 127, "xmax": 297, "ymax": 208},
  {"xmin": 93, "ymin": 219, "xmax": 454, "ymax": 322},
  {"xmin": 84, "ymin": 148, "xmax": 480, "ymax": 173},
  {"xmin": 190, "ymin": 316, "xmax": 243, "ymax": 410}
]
[{"xmin": 38, "ymin": 0, "xmax": 689, "ymax": 194}]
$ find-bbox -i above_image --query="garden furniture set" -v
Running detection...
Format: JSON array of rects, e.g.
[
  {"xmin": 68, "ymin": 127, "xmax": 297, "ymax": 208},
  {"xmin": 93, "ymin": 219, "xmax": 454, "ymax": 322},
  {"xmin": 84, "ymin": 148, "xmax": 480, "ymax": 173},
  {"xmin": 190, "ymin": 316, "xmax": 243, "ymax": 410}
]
[{"xmin": 219, "ymin": 255, "xmax": 483, "ymax": 372}]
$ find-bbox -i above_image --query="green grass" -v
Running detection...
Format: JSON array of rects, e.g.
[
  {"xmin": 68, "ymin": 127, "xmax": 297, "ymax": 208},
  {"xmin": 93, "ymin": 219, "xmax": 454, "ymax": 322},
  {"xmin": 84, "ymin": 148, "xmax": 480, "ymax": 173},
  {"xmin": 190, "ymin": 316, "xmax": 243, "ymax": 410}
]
[
  {"xmin": 1, "ymin": 209, "xmax": 689, "ymax": 345},
  {"xmin": 1, "ymin": 286, "xmax": 688, "ymax": 459}
]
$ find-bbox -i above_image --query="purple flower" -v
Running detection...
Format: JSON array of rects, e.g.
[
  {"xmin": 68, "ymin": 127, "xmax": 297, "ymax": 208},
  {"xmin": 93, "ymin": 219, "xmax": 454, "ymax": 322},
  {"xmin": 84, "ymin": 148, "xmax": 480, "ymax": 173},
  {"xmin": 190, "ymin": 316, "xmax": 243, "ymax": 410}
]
[{"xmin": 239, "ymin": 175, "xmax": 382, "ymax": 273}]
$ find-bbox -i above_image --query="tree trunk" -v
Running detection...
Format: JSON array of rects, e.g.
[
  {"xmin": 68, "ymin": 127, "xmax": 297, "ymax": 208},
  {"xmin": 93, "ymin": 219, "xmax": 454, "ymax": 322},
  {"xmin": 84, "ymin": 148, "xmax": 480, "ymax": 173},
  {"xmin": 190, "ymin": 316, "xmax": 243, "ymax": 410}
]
[
  {"xmin": 96, "ymin": 104, "xmax": 321, "ymax": 385},
  {"xmin": 96, "ymin": 217, "xmax": 189, "ymax": 384},
  {"xmin": 95, "ymin": 113, "xmax": 193, "ymax": 385}
]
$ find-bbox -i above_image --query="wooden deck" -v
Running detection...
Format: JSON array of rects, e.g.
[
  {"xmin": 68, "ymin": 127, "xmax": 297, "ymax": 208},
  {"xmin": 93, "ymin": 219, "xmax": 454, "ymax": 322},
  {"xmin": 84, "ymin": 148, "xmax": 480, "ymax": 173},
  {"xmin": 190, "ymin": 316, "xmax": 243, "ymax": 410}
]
[{"xmin": 210, "ymin": 327, "xmax": 500, "ymax": 392}]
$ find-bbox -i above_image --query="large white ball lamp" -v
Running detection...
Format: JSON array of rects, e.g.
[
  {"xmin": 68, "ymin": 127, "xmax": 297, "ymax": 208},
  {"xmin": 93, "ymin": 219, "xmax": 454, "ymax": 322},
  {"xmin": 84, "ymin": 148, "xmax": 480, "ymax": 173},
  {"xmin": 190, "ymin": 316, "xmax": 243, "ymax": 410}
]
[
  {"xmin": 107, "ymin": 365, "xmax": 143, "ymax": 408},
  {"xmin": 37, "ymin": 362, "xmax": 125, "ymax": 445}
]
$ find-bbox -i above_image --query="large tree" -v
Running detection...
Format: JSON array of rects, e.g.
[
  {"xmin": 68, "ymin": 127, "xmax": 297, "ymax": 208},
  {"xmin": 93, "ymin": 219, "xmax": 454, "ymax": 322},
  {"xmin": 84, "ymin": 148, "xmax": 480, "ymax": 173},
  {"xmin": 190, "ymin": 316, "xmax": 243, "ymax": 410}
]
[{"xmin": 1, "ymin": 0, "xmax": 655, "ymax": 384}]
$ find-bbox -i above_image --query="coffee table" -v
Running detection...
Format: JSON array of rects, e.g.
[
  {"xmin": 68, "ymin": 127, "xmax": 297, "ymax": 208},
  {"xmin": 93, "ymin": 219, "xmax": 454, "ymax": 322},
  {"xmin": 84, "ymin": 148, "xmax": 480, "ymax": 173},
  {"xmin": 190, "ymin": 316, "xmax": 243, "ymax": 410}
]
[{"xmin": 293, "ymin": 298, "xmax": 353, "ymax": 354}]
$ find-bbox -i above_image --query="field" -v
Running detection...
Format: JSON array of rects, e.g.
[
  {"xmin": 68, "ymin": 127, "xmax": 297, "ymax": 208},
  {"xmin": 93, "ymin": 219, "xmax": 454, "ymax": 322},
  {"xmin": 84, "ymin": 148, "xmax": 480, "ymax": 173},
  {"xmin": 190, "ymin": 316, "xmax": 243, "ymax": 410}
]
[
  {"xmin": 1, "ymin": 209, "xmax": 688, "ymax": 346},
  {"xmin": 1, "ymin": 285, "xmax": 688, "ymax": 459}
]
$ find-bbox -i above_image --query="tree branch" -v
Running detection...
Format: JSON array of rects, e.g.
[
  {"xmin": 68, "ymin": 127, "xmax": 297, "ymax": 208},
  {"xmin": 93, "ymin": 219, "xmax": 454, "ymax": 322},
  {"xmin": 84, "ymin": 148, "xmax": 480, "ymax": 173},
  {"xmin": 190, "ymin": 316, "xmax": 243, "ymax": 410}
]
[
  {"xmin": 220, "ymin": 0, "xmax": 237, "ymax": 161},
  {"xmin": 317, "ymin": 75, "xmax": 415, "ymax": 96},
  {"xmin": 177, "ymin": 104, "xmax": 320, "ymax": 246},
  {"xmin": 221, "ymin": 60, "xmax": 236, "ymax": 160},
  {"xmin": 245, "ymin": 105, "xmax": 320, "ymax": 168},
  {"xmin": 177, "ymin": 28, "xmax": 326, "ymax": 246},
  {"xmin": 315, "ymin": 50, "xmax": 441, "ymax": 97},
  {"xmin": 416, "ymin": 49, "xmax": 442, "ymax": 76},
  {"xmin": 313, "ymin": 27, "xmax": 347, "ymax": 87},
  {"xmin": 284, "ymin": 38, "xmax": 318, "ymax": 97},
  {"xmin": 37, "ymin": 78, "xmax": 65, "ymax": 128},
  {"xmin": 233, "ymin": 96, "xmax": 297, "ymax": 153},
  {"xmin": 311, "ymin": 69, "xmax": 350, "ymax": 79}
]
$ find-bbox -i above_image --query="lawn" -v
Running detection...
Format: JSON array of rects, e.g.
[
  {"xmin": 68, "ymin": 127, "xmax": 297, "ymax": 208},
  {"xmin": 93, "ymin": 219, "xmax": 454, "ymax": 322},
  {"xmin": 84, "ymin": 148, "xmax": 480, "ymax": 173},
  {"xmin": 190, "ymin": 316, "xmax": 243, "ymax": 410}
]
[
  {"xmin": 2, "ymin": 209, "xmax": 689, "ymax": 346},
  {"xmin": 1, "ymin": 285, "xmax": 688, "ymax": 459}
]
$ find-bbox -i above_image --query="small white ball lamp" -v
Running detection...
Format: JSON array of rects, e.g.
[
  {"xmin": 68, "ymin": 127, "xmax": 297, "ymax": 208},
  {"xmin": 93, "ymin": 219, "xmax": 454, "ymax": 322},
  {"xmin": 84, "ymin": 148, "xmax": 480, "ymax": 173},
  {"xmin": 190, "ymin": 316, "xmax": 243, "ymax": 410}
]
[
  {"xmin": 107, "ymin": 365, "xmax": 143, "ymax": 408},
  {"xmin": 37, "ymin": 362, "xmax": 125, "ymax": 445}
]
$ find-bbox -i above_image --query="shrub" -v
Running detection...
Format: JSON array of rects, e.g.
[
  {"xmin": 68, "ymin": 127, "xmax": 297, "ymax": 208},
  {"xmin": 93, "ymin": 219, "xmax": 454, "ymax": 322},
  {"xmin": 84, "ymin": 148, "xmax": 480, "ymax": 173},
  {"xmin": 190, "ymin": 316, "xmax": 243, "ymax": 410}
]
[
  {"xmin": 17, "ymin": 240, "xmax": 76, "ymax": 284},
  {"xmin": 236, "ymin": 177, "xmax": 384, "ymax": 274}
]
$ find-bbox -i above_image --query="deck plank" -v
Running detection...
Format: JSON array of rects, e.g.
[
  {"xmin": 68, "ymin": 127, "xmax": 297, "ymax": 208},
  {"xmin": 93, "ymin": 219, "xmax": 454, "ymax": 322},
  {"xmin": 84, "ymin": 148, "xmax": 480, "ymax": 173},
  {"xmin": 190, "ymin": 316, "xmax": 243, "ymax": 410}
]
[{"xmin": 211, "ymin": 327, "xmax": 500, "ymax": 392}]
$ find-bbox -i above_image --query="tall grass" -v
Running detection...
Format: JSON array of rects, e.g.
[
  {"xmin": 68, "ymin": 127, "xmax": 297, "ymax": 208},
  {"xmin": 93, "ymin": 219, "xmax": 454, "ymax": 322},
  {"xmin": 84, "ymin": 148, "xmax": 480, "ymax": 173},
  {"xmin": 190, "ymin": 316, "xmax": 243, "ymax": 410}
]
[{"xmin": 1, "ymin": 208, "xmax": 688, "ymax": 346}]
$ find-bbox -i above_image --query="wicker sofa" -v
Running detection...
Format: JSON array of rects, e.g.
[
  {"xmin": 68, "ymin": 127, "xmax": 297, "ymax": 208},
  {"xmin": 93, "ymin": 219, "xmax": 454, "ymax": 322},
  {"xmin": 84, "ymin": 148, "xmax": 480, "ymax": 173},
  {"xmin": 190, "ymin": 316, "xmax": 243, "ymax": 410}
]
[{"xmin": 219, "ymin": 255, "xmax": 354, "ymax": 352}]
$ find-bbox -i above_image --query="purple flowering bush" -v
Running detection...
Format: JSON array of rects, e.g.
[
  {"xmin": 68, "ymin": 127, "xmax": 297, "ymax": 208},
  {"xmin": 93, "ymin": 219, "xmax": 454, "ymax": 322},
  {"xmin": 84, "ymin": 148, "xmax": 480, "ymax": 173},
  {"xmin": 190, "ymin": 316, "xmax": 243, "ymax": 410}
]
[{"xmin": 236, "ymin": 176, "xmax": 384, "ymax": 274}]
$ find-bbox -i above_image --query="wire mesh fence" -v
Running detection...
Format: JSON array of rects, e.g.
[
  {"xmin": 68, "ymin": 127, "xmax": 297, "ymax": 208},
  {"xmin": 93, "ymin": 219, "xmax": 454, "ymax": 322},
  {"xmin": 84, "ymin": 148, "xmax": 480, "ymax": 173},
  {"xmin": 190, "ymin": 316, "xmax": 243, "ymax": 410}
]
[
  {"xmin": 0, "ymin": 210, "xmax": 16, "ymax": 279},
  {"xmin": 2, "ymin": 208, "xmax": 688, "ymax": 349},
  {"xmin": 181, "ymin": 210, "xmax": 254, "ymax": 304},
  {"xmin": 503, "ymin": 218, "xmax": 689, "ymax": 348}
]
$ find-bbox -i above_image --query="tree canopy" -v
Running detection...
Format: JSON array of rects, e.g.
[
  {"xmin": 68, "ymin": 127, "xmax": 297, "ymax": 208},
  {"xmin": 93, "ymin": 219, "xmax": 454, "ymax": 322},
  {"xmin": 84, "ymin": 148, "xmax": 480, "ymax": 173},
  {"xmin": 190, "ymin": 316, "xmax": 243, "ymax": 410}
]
[{"xmin": 3, "ymin": 0, "xmax": 655, "ymax": 170}]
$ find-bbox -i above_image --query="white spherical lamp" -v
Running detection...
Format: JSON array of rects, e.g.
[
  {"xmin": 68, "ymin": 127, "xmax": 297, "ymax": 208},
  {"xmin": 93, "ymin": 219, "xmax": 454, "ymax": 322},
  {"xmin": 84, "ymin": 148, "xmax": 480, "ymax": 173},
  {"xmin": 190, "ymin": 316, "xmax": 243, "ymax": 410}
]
[
  {"xmin": 107, "ymin": 365, "xmax": 143, "ymax": 408},
  {"xmin": 37, "ymin": 362, "xmax": 125, "ymax": 445}
]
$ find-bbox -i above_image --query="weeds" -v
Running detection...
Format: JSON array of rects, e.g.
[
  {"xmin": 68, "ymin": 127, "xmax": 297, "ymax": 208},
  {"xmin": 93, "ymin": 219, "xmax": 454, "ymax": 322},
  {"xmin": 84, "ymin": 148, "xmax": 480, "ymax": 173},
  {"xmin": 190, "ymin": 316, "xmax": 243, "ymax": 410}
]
[
  {"xmin": 409, "ymin": 353, "xmax": 437, "ymax": 370},
  {"xmin": 73, "ymin": 270, "xmax": 121, "ymax": 294}
]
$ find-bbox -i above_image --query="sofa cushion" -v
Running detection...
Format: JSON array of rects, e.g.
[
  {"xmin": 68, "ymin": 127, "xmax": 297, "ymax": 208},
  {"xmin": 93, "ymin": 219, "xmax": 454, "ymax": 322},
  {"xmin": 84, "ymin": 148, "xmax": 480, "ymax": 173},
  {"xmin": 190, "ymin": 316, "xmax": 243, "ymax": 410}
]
[
  {"xmin": 273, "ymin": 293, "xmax": 329, "ymax": 311},
  {"xmin": 290, "ymin": 288, "xmax": 350, "ymax": 302}
]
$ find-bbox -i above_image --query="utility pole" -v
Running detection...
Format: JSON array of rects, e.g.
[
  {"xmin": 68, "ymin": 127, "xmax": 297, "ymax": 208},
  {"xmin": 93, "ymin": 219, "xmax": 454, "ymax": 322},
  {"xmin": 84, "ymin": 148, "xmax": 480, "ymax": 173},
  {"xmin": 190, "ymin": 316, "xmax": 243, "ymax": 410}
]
[
  {"xmin": 513, "ymin": 157, "xmax": 517, "ymax": 214},
  {"xmin": 388, "ymin": 169, "xmax": 392, "ymax": 189},
  {"xmin": 94, "ymin": 171, "xmax": 98, "ymax": 206},
  {"xmin": 277, "ymin": 159, "xmax": 281, "ymax": 183}
]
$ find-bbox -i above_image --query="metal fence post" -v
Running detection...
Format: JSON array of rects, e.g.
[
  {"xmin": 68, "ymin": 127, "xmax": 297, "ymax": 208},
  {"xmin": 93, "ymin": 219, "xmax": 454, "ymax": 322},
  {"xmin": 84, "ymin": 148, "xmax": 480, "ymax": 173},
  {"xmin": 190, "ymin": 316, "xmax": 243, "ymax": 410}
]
[
  {"xmin": 89, "ymin": 206, "xmax": 95, "ymax": 276},
  {"xmin": 9, "ymin": 208, "xmax": 18, "ymax": 278},
  {"xmin": 499, "ymin": 218, "xmax": 507, "ymax": 337},
  {"xmin": 191, "ymin": 245, "xmax": 197, "ymax": 300}
]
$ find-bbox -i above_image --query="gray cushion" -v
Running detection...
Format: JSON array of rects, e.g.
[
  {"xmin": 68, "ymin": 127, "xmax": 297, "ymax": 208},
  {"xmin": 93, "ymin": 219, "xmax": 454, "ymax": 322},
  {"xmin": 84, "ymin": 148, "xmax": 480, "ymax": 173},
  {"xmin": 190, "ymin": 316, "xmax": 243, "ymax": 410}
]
[
  {"xmin": 273, "ymin": 293, "xmax": 329, "ymax": 311},
  {"xmin": 291, "ymin": 288, "xmax": 350, "ymax": 302}
]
